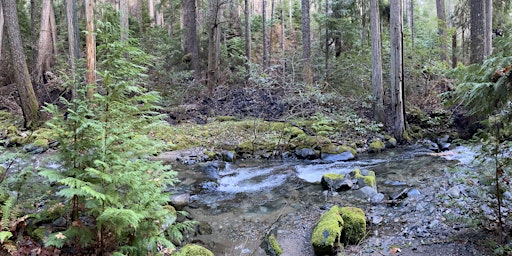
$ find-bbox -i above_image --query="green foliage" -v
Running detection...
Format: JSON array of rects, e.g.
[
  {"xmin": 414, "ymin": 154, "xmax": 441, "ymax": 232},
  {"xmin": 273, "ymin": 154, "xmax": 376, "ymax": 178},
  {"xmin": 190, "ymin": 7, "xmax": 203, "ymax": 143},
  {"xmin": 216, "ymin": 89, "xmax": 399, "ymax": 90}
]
[{"xmin": 39, "ymin": 13, "xmax": 187, "ymax": 254}]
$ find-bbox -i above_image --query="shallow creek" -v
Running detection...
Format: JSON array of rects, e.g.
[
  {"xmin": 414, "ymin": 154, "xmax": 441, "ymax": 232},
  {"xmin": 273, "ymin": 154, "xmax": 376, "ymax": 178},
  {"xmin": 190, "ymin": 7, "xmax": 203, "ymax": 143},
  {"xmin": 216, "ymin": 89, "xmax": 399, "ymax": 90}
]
[{"xmin": 170, "ymin": 145, "xmax": 479, "ymax": 255}]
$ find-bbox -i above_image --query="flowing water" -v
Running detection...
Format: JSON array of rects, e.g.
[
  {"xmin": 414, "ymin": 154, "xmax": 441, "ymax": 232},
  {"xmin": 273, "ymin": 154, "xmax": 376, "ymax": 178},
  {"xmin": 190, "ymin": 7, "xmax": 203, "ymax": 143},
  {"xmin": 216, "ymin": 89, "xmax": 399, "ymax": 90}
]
[{"xmin": 171, "ymin": 145, "xmax": 477, "ymax": 255}]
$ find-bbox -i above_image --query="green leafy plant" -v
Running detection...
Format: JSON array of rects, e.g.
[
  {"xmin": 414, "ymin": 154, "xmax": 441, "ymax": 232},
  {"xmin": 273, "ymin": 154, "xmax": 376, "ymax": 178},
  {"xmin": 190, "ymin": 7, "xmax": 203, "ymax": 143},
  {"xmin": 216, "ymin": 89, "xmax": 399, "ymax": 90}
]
[{"xmin": 39, "ymin": 12, "xmax": 193, "ymax": 254}]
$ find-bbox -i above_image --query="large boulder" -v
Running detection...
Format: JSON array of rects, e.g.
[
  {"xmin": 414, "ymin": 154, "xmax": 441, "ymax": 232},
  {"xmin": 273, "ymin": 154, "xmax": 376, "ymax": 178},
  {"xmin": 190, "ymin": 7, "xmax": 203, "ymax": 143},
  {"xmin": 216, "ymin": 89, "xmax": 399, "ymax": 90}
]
[
  {"xmin": 339, "ymin": 207, "xmax": 366, "ymax": 244},
  {"xmin": 311, "ymin": 206, "xmax": 344, "ymax": 255},
  {"xmin": 351, "ymin": 169, "xmax": 377, "ymax": 190},
  {"xmin": 368, "ymin": 139, "xmax": 385, "ymax": 153}
]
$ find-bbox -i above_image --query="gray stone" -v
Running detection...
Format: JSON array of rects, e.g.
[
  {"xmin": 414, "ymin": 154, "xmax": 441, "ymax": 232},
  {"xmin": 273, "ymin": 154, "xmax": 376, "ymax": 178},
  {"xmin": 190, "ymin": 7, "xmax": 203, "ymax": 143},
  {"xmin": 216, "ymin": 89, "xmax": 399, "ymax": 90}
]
[
  {"xmin": 360, "ymin": 186, "xmax": 378, "ymax": 198},
  {"xmin": 371, "ymin": 193, "xmax": 385, "ymax": 204},
  {"xmin": 447, "ymin": 186, "xmax": 461, "ymax": 198},
  {"xmin": 169, "ymin": 193, "xmax": 191, "ymax": 210},
  {"xmin": 407, "ymin": 189, "xmax": 421, "ymax": 197},
  {"xmin": 221, "ymin": 150, "xmax": 236, "ymax": 162},
  {"xmin": 321, "ymin": 151, "xmax": 355, "ymax": 162},
  {"xmin": 295, "ymin": 148, "xmax": 318, "ymax": 160}
]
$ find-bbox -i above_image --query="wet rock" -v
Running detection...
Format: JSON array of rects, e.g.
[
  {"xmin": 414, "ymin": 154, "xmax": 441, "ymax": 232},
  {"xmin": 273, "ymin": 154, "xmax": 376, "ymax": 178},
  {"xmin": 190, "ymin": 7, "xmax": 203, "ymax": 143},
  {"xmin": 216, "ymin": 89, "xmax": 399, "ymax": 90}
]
[
  {"xmin": 422, "ymin": 139, "xmax": 440, "ymax": 152},
  {"xmin": 295, "ymin": 148, "xmax": 318, "ymax": 160},
  {"xmin": 320, "ymin": 151, "xmax": 355, "ymax": 162},
  {"xmin": 198, "ymin": 221, "xmax": 213, "ymax": 235},
  {"xmin": 407, "ymin": 189, "xmax": 421, "ymax": 197},
  {"xmin": 198, "ymin": 161, "xmax": 222, "ymax": 179},
  {"xmin": 391, "ymin": 188, "xmax": 409, "ymax": 201},
  {"xmin": 23, "ymin": 143, "xmax": 48, "ymax": 154},
  {"xmin": 447, "ymin": 186, "xmax": 461, "ymax": 198},
  {"xmin": 437, "ymin": 135, "xmax": 452, "ymax": 151},
  {"xmin": 368, "ymin": 139, "xmax": 386, "ymax": 153},
  {"xmin": 385, "ymin": 136, "xmax": 397, "ymax": 148},
  {"xmin": 370, "ymin": 215, "xmax": 383, "ymax": 225},
  {"xmin": 359, "ymin": 186, "xmax": 378, "ymax": 198},
  {"xmin": 221, "ymin": 150, "xmax": 236, "ymax": 162},
  {"xmin": 261, "ymin": 233, "xmax": 283, "ymax": 256},
  {"xmin": 321, "ymin": 173, "xmax": 353, "ymax": 191},
  {"xmin": 351, "ymin": 169, "xmax": 377, "ymax": 189},
  {"xmin": 384, "ymin": 180, "xmax": 407, "ymax": 186},
  {"xmin": 169, "ymin": 193, "xmax": 191, "ymax": 210},
  {"xmin": 371, "ymin": 193, "xmax": 386, "ymax": 204}
]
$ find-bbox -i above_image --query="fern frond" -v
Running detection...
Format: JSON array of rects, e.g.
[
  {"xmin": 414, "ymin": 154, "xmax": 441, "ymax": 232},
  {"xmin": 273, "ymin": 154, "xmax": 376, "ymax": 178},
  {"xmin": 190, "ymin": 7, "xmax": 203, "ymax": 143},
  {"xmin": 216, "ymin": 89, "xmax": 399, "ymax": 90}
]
[
  {"xmin": 97, "ymin": 208, "xmax": 143, "ymax": 235},
  {"xmin": 1, "ymin": 196, "xmax": 15, "ymax": 230}
]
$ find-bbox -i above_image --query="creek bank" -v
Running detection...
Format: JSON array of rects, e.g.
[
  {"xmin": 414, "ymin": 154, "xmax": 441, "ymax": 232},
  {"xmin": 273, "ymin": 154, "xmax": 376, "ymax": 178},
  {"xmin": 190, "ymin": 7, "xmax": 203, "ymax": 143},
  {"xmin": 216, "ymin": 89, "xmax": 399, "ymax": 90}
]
[{"xmin": 163, "ymin": 144, "xmax": 496, "ymax": 255}]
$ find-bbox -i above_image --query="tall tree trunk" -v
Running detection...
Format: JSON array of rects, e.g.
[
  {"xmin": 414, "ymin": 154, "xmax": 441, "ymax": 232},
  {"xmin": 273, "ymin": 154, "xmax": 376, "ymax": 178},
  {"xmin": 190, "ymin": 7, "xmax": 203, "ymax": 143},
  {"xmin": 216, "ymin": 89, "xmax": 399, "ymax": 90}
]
[
  {"xmin": 120, "ymin": 0, "xmax": 129, "ymax": 41},
  {"xmin": 408, "ymin": 0, "xmax": 414, "ymax": 48},
  {"xmin": 135, "ymin": 0, "xmax": 143, "ymax": 33},
  {"xmin": 244, "ymin": 0, "xmax": 251, "ymax": 74},
  {"xmin": 451, "ymin": 32, "xmax": 457, "ymax": 68},
  {"xmin": 49, "ymin": 3, "xmax": 57, "ymax": 56},
  {"xmin": 280, "ymin": 0, "xmax": 284, "ymax": 82},
  {"xmin": 470, "ymin": 0, "xmax": 484, "ymax": 64},
  {"xmin": 35, "ymin": 0, "xmax": 54, "ymax": 84},
  {"xmin": 370, "ymin": 0, "xmax": 384, "ymax": 124},
  {"xmin": 484, "ymin": 0, "xmax": 492, "ymax": 58},
  {"xmin": 207, "ymin": 0, "xmax": 220, "ymax": 90},
  {"xmin": 269, "ymin": 0, "xmax": 274, "ymax": 66},
  {"xmin": 30, "ymin": 0, "xmax": 36, "ymax": 69},
  {"xmin": 436, "ymin": 0, "xmax": 448, "ymax": 64},
  {"xmin": 262, "ymin": 0, "xmax": 267, "ymax": 67},
  {"xmin": 301, "ymin": 0, "xmax": 312, "ymax": 84},
  {"xmin": 184, "ymin": 0, "xmax": 200, "ymax": 78},
  {"xmin": 66, "ymin": 0, "xmax": 80, "ymax": 98},
  {"xmin": 0, "ymin": 1, "xmax": 4, "ymax": 61},
  {"xmin": 360, "ymin": 0, "xmax": 367, "ymax": 45},
  {"xmin": 3, "ymin": 0, "xmax": 40, "ymax": 128},
  {"xmin": 85, "ymin": 0, "xmax": 96, "ymax": 99},
  {"xmin": 148, "ymin": 0, "xmax": 155, "ymax": 27},
  {"xmin": 324, "ymin": 0, "xmax": 328, "ymax": 80},
  {"xmin": 390, "ymin": 0, "xmax": 406, "ymax": 142}
]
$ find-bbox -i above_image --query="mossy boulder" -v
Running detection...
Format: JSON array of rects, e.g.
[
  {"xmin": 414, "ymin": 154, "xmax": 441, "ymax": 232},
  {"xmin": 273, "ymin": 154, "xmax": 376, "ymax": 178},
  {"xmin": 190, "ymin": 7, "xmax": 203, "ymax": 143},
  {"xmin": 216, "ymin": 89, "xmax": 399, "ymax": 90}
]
[
  {"xmin": 215, "ymin": 116, "xmax": 238, "ymax": 122},
  {"xmin": 291, "ymin": 135, "xmax": 331, "ymax": 150},
  {"xmin": 368, "ymin": 139, "xmax": 385, "ymax": 153},
  {"xmin": 340, "ymin": 207, "xmax": 366, "ymax": 244},
  {"xmin": 384, "ymin": 135, "xmax": 397, "ymax": 148},
  {"xmin": 262, "ymin": 234, "xmax": 283, "ymax": 256},
  {"xmin": 311, "ymin": 205, "xmax": 344, "ymax": 255},
  {"xmin": 176, "ymin": 244, "xmax": 214, "ymax": 256},
  {"xmin": 352, "ymin": 169, "xmax": 376, "ymax": 189},
  {"xmin": 321, "ymin": 173, "xmax": 352, "ymax": 191}
]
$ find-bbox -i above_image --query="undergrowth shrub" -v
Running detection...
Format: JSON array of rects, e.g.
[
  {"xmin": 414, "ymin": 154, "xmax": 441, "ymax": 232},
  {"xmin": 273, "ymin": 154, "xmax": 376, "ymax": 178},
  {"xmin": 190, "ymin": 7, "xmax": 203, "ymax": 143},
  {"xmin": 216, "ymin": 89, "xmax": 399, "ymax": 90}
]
[{"xmin": 39, "ymin": 10, "xmax": 194, "ymax": 255}]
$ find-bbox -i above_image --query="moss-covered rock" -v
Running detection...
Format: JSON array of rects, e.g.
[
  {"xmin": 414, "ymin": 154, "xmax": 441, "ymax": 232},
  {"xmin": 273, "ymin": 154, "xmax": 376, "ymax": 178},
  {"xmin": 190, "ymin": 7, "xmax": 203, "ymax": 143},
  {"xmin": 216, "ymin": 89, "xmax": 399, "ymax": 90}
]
[
  {"xmin": 339, "ymin": 207, "xmax": 366, "ymax": 244},
  {"xmin": 321, "ymin": 173, "xmax": 352, "ymax": 191},
  {"xmin": 311, "ymin": 205, "xmax": 344, "ymax": 255},
  {"xmin": 291, "ymin": 135, "xmax": 331, "ymax": 149},
  {"xmin": 352, "ymin": 169, "xmax": 376, "ymax": 189},
  {"xmin": 176, "ymin": 244, "xmax": 214, "ymax": 256},
  {"xmin": 263, "ymin": 234, "xmax": 283, "ymax": 256},
  {"xmin": 215, "ymin": 116, "xmax": 238, "ymax": 122},
  {"xmin": 384, "ymin": 135, "xmax": 397, "ymax": 148},
  {"xmin": 368, "ymin": 139, "xmax": 385, "ymax": 153}
]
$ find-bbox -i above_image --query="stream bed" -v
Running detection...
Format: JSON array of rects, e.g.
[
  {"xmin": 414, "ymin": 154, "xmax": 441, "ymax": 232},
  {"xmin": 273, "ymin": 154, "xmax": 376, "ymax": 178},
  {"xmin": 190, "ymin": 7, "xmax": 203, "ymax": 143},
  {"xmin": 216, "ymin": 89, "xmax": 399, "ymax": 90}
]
[{"xmin": 169, "ymin": 145, "xmax": 492, "ymax": 255}]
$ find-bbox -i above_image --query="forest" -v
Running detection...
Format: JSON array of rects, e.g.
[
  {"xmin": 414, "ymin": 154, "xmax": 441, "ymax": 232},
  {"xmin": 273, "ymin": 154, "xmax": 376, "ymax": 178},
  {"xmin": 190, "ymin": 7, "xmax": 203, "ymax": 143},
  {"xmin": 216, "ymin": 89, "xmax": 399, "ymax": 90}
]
[{"xmin": 1, "ymin": 0, "xmax": 512, "ymax": 255}]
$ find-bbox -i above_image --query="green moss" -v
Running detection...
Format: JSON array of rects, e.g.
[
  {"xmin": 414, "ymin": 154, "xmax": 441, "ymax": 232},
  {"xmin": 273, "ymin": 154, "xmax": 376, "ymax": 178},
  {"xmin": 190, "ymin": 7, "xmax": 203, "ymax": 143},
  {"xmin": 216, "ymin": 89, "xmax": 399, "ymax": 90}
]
[
  {"xmin": 215, "ymin": 116, "xmax": 238, "ymax": 122},
  {"xmin": 369, "ymin": 139, "xmax": 385, "ymax": 153},
  {"xmin": 322, "ymin": 173, "xmax": 345, "ymax": 180},
  {"xmin": 353, "ymin": 169, "xmax": 376, "ymax": 188},
  {"xmin": 284, "ymin": 126, "xmax": 305, "ymax": 137},
  {"xmin": 30, "ymin": 227, "xmax": 47, "ymax": 242},
  {"xmin": 268, "ymin": 234, "xmax": 282, "ymax": 256},
  {"xmin": 339, "ymin": 207, "xmax": 366, "ymax": 244},
  {"xmin": 32, "ymin": 138, "xmax": 49, "ymax": 148},
  {"xmin": 292, "ymin": 135, "xmax": 331, "ymax": 149},
  {"xmin": 176, "ymin": 244, "xmax": 214, "ymax": 256},
  {"xmin": 311, "ymin": 206, "xmax": 344, "ymax": 255}
]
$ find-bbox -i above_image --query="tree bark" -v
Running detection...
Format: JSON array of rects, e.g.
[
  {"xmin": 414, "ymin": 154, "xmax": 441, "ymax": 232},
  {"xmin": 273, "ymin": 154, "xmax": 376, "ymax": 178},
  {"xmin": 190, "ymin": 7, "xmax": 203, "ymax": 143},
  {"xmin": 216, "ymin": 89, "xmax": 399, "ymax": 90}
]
[
  {"xmin": 3, "ymin": 0, "xmax": 40, "ymax": 128},
  {"xmin": 470, "ymin": 0, "xmax": 484, "ymax": 64},
  {"xmin": 207, "ymin": 0, "xmax": 220, "ymax": 90},
  {"xmin": 85, "ymin": 0, "xmax": 96, "ymax": 99},
  {"xmin": 436, "ymin": 0, "xmax": 448, "ymax": 64},
  {"xmin": 269, "ymin": 0, "xmax": 275, "ymax": 67},
  {"xmin": 0, "ymin": 1, "xmax": 4, "ymax": 61},
  {"xmin": 120, "ymin": 0, "xmax": 129, "ymax": 41},
  {"xmin": 408, "ymin": 0, "xmax": 414, "ymax": 48},
  {"xmin": 370, "ymin": 0, "xmax": 384, "ymax": 124},
  {"xmin": 244, "ymin": 0, "xmax": 251, "ymax": 68},
  {"xmin": 301, "ymin": 0, "xmax": 312, "ymax": 84},
  {"xmin": 262, "ymin": 0, "xmax": 267, "ymax": 67},
  {"xmin": 324, "ymin": 0, "xmax": 329, "ymax": 79},
  {"xmin": 484, "ymin": 0, "xmax": 492, "ymax": 58},
  {"xmin": 35, "ymin": 0, "xmax": 54, "ymax": 84},
  {"xmin": 390, "ymin": 0, "xmax": 406, "ymax": 142},
  {"xmin": 66, "ymin": 0, "xmax": 80, "ymax": 98},
  {"xmin": 184, "ymin": 0, "xmax": 200, "ymax": 78},
  {"xmin": 148, "ymin": 0, "xmax": 155, "ymax": 27},
  {"xmin": 135, "ymin": 0, "xmax": 143, "ymax": 33},
  {"xmin": 360, "ymin": 0, "xmax": 367, "ymax": 45}
]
